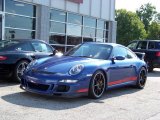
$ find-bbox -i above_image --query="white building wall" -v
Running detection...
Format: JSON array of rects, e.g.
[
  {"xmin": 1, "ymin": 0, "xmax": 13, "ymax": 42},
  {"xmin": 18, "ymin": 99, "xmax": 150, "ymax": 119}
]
[{"xmin": 22, "ymin": 0, "xmax": 115, "ymax": 21}]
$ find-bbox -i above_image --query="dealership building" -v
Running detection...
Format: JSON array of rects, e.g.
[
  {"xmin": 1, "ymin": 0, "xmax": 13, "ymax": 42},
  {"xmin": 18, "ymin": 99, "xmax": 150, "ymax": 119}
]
[{"xmin": 0, "ymin": 0, "xmax": 116, "ymax": 52}]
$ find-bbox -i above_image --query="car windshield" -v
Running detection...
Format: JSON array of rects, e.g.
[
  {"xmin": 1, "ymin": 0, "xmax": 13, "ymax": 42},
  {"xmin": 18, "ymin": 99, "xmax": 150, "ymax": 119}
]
[
  {"xmin": 65, "ymin": 43, "xmax": 112, "ymax": 60},
  {"xmin": 0, "ymin": 40, "xmax": 19, "ymax": 49}
]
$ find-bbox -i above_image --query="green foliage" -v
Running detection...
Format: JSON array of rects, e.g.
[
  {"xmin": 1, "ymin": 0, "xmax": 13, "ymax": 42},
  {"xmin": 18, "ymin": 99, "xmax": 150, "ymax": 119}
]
[
  {"xmin": 116, "ymin": 9, "xmax": 147, "ymax": 45},
  {"xmin": 136, "ymin": 3, "xmax": 157, "ymax": 32},
  {"xmin": 148, "ymin": 22, "xmax": 160, "ymax": 39},
  {"xmin": 154, "ymin": 13, "xmax": 160, "ymax": 23}
]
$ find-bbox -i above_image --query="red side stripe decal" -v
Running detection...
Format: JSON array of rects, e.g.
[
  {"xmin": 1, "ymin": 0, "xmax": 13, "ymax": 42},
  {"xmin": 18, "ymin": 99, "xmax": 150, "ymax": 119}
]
[
  {"xmin": 108, "ymin": 76, "xmax": 137, "ymax": 86},
  {"xmin": 77, "ymin": 88, "xmax": 88, "ymax": 93}
]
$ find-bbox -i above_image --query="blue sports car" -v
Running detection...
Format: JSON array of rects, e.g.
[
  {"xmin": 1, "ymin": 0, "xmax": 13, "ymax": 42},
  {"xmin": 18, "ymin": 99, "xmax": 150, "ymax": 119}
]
[{"xmin": 20, "ymin": 42, "xmax": 147, "ymax": 99}]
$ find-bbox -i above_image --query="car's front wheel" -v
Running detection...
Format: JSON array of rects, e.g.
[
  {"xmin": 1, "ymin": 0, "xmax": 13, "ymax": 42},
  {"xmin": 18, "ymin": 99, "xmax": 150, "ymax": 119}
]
[
  {"xmin": 88, "ymin": 70, "xmax": 106, "ymax": 99},
  {"xmin": 13, "ymin": 60, "xmax": 29, "ymax": 82},
  {"xmin": 136, "ymin": 67, "xmax": 147, "ymax": 89}
]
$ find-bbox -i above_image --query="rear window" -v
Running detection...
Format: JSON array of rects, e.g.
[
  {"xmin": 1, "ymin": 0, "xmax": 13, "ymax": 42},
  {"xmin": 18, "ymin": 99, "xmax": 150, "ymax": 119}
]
[
  {"xmin": 0, "ymin": 40, "xmax": 19, "ymax": 49},
  {"xmin": 148, "ymin": 42, "xmax": 160, "ymax": 49},
  {"xmin": 156, "ymin": 42, "xmax": 160, "ymax": 49}
]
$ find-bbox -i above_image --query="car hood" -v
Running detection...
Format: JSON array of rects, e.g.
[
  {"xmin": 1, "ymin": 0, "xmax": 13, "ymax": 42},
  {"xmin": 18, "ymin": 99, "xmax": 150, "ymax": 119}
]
[{"xmin": 31, "ymin": 55, "xmax": 107, "ymax": 74}]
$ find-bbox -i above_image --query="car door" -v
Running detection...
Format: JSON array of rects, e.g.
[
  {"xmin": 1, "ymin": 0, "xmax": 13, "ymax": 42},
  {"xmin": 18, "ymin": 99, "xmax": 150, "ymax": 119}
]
[
  {"xmin": 108, "ymin": 46, "xmax": 137, "ymax": 86},
  {"xmin": 31, "ymin": 41, "xmax": 54, "ymax": 59}
]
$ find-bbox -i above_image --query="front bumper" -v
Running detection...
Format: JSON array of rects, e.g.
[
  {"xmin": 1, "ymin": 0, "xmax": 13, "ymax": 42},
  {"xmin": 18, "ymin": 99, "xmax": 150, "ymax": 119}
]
[{"xmin": 20, "ymin": 75, "xmax": 91, "ymax": 97}]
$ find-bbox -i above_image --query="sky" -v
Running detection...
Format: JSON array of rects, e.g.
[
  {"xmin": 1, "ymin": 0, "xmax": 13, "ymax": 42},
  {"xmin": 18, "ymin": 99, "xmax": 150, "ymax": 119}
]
[{"xmin": 116, "ymin": 0, "xmax": 160, "ymax": 13}]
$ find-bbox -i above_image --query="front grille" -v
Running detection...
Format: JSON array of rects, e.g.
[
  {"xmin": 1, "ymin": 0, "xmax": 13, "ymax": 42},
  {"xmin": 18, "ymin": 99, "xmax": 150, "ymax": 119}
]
[
  {"xmin": 56, "ymin": 85, "xmax": 70, "ymax": 92},
  {"xmin": 27, "ymin": 82, "xmax": 50, "ymax": 91}
]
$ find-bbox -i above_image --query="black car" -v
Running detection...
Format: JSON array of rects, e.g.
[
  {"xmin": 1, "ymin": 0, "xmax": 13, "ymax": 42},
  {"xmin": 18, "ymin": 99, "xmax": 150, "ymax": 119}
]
[
  {"xmin": 0, "ymin": 39, "xmax": 56, "ymax": 81},
  {"xmin": 127, "ymin": 40, "xmax": 160, "ymax": 72}
]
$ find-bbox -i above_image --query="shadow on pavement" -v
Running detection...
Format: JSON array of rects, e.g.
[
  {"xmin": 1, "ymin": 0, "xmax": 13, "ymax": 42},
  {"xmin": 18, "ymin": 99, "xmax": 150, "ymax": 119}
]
[{"xmin": 1, "ymin": 86, "xmax": 140, "ymax": 110}]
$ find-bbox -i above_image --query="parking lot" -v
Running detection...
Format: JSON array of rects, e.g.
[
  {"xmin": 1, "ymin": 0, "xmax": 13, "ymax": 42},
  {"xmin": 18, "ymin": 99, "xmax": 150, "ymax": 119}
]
[{"xmin": 0, "ymin": 69, "xmax": 160, "ymax": 120}]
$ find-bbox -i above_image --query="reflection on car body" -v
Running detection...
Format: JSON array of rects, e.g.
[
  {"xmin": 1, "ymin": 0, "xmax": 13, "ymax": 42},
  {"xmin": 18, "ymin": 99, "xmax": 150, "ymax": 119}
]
[{"xmin": 21, "ymin": 42, "xmax": 148, "ymax": 99}]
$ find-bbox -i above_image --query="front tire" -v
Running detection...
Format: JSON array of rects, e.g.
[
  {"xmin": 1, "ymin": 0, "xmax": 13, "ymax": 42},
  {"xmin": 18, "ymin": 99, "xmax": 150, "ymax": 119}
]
[
  {"xmin": 13, "ymin": 60, "xmax": 29, "ymax": 82},
  {"xmin": 136, "ymin": 67, "xmax": 147, "ymax": 89},
  {"xmin": 88, "ymin": 71, "xmax": 106, "ymax": 99}
]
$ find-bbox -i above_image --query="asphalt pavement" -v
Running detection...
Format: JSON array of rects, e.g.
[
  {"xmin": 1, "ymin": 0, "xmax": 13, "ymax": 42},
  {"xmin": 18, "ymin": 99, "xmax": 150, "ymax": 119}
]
[{"xmin": 0, "ymin": 69, "xmax": 160, "ymax": 120}]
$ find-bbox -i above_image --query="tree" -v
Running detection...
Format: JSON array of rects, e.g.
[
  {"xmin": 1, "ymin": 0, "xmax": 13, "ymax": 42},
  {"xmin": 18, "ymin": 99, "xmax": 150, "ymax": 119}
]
[
  {"xmin": 136, "ymin": 3, "xmax": 157, "ymax": 32},
  {"xmin": 116, "ymin": 9, "xmax": 147, "ymax": 45},
  {"xmin": 148, "ymin": 22, "xmax": 160, "ymax": 39},
  {"xmin": 154, "ymin": 13, "xmax": 160, "ymax": 23}
]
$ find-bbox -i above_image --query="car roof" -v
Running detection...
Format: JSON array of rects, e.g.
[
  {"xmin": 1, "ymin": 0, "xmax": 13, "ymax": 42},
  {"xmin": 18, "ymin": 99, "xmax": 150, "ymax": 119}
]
[
  {"xmin": 131, "ymin": 40, "xmax": 160, "ymax": 42},
  {"xmin": 83, "ymin": 42, "xmax": 124, "ymax": 47}
]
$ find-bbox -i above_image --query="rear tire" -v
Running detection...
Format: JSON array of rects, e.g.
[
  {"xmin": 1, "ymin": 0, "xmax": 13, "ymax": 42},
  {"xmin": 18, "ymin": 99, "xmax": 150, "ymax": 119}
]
[
  {"xmin": 13, "ymin": 60, "xmax": 29, "ymax": 82},
  {"xmin": 88, "ymin": 71, "xmax": 106, "ymax": 99},
  {"xmin": 135, "ymin": 67, "xmax": 147, "ymax": 89}
]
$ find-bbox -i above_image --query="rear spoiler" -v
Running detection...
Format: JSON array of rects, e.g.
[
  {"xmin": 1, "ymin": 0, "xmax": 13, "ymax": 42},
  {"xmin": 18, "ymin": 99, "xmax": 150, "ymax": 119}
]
[{"xmin": 135, "ymin": 52, "xmax": 145, "ymax": 60}]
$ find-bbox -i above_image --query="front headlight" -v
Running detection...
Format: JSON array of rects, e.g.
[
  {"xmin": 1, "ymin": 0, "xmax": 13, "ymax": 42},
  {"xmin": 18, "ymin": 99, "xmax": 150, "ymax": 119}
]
[
  {"xmin": 69, "ymin": 64, "xmax": 84, "ymax": 75},
  {"xmin": 26, "ymin": 60, "xmax": 37, "ymax": 71}
]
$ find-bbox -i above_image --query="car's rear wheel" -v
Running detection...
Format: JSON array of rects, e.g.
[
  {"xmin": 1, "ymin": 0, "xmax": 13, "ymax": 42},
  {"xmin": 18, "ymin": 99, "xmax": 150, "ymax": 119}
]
[
  {"xmin": 13, "ymin": 60, "xmax": 29, "ymax": 82},
  {"xmin": 136, "ymin": 67, "xmax": 147, "ymax": 89},
  {"xmin": 88, "ymin": 71, "xmax": 106, "ymax": 99}
]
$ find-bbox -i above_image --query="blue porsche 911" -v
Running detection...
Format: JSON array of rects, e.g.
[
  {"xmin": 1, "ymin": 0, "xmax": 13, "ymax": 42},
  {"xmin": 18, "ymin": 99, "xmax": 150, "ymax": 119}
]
[{"xmin": 20, "ymin": 42, "xmax": 147, "ymax": 99}]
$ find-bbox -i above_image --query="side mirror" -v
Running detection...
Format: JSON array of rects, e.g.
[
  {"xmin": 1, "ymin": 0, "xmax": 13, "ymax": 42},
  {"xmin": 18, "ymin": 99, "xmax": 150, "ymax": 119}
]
[
  {"xmin": 115, "ymin": 56, "xmax": 125, "ymax": 60},
  {"xmin": 111, "ymin": 56, "xmax": 125, "ymax": 64}
]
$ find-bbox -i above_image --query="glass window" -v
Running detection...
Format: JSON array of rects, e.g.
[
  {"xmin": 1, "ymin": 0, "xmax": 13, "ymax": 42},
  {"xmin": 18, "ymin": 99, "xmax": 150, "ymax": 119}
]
[
  {"xmin": 66, "ymin": 46, "xmax": 74, "ymax": 52},
  {"xmin": 67, "ymin": 24, "xmax": 81, "ymax": 36},
  {"xmin": 97, "ymin": 20, "xmax": 104, "ymax": 29},
  {"xmin": 113, "ymin": 46, "xmax": 127, "ymax": 57},
  {"xmin": 5, "ymin": 14, "xmax": 36, "ymax": 30},
  {"xmin": 49, "ymin": 34, "xmax": 65, "ymax": 45},
  {"xmin": 67, "ymin": 36, "xmax": 82, "ymax": 45},
  {"xmin": 126, "ymin": 49, "xmax": 137, "ymax": 59},
  {"xmin": 68, "ymin": 13, "xmax": 82, "ymax": 25},
  {"xmin": 84, "ymin": 17, "xmax": 96, "ymax": 28},
  {"xmin": 15, "ymin": 43, "xmax": 34, "ymax": 51},
  {"xmin": 5, "ymin": 0, "xmax": 36, "ymax": 17},
  {"xmin": 127, "ymin": 41, "xmax": 138, "ymax": 50},
  {"xmin": 0, "ymin": 0, "xmax": 3, "ymax": 11},
  {"xmin": 148, "ymin": 42, "xmax": 156, "ymax": 49},
  {"xmin": 65, "ymin": 44, "xmax": 112, "ymax": 60},
  {"xmin": 52, "ymin": 45, "xmax": 65, "ymax": 53},
  {"xmin": 137, "ymin": 41, "xmax": 147, "ymax": 49},
  {"xmin": 31, "ymin": 42, "xmax": 52, "ymax": 53},
  {"xmin": 5, "ymin": 28, "xmax": 35, "ymax": 39},
  {"xmin": 50, "ymin": 9, "xmax": 66, "ymax": 22},
  {"xmin": 96, "ymin": 38, "xmax": 103, "ymax": 42},
  {"xmin": 50, "ymin": 21, "xmax": 65, "ymax": 34},
  {"xmin": 96, "ymin": 29, "xmax": 104, "ymax": 38},
  {"xmin": 83, "ymin": 37, "xmax": 95, "ymax": 42},
  {"xmin": 83, "ymin": 27, "xmax": 95, "ymax": 37}
]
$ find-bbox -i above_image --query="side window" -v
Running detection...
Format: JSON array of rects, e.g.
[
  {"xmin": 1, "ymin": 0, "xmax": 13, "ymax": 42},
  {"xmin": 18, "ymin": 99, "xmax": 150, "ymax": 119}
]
[
  {"xmin": 127, "ymin": 41, "xmax": 137, "ymax": 49},
  {"xmin": 136, "ymin": 41, "xmax": 147, "ymax": 49},
  {"xmin": 113, "ymin": 46, "xmax": 127, "ymax": 57},
  {"xmin": 148, "ymin": 42, "xmax": 155, "ymax": 49},
  {"xmin": 15, "ymin": 43, "xmax": 33, "ymax": 51},
  {"xmin": 126, "ymin": 49, "xmax": 137, "ymax": 59},
  {"xmin": 31, "ymin": 42, "xmax": 53, "ymax": 53}
]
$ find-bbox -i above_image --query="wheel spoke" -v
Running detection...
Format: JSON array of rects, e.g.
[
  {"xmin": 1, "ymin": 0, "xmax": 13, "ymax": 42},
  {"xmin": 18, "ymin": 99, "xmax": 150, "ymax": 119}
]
[{"xmin": 92, "ymin": 72, "xmax": 105, "ymax": 97}]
